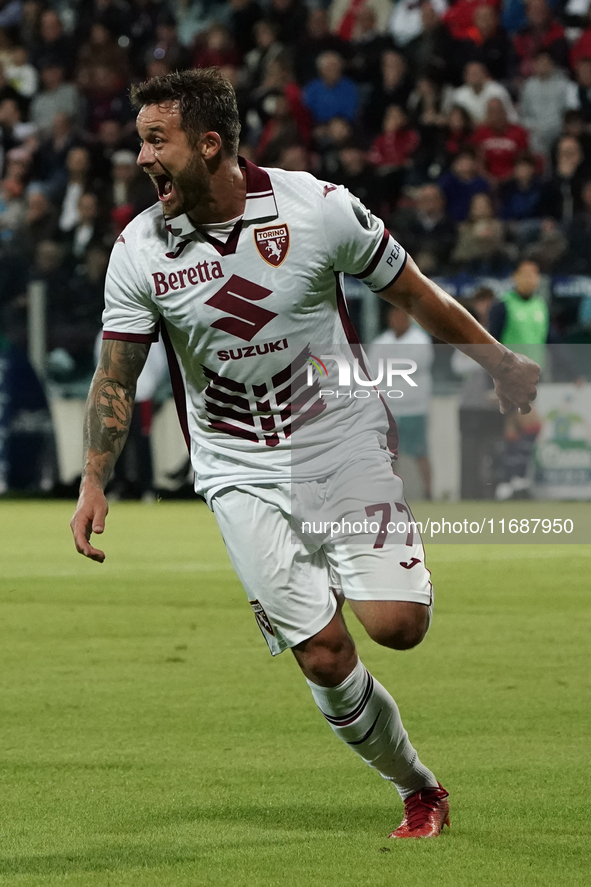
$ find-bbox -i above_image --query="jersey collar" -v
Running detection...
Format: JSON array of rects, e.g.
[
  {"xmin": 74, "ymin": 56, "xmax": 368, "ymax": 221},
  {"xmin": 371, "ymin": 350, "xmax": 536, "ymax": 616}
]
[{"xmin": 164, "ymin": 157, "xmax": 278, "ymax": 240}]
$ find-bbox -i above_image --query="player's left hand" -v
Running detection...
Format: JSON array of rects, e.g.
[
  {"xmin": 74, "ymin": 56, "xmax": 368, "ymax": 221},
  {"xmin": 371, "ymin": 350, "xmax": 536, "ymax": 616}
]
[{"xmin": 492, "ymin": 350, "xmax": 540, "ymax": 414}]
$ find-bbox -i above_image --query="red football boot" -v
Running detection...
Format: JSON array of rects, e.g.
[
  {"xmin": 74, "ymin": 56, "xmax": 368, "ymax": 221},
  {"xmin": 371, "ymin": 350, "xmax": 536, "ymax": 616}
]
[{"xmin": 389, "ymin": 783, "xmax": 450, "ymax": 839}]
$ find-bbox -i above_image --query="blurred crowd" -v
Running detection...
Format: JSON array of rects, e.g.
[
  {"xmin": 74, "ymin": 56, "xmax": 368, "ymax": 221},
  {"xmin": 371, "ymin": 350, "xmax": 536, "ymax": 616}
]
[{"xmin": 2, "ymin": 0, "xmax": 591, "ymax": 380}]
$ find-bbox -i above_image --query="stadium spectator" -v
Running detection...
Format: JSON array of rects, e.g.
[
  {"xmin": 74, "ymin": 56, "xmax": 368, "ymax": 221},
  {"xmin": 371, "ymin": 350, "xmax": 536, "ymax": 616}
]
[
  {"xmin": 569, "ymin": 7, "xmax": 591, "ymax": 69},
  {"xmin": 30, "ymin": 112, "xmax": 80, "ymax": 198},
  {"xmin": 192, "ymin": 24, "xmax": 241, "ymax": 72},
  {"xmin": 275, "ymin": 141, "xmax": 311, "ymax": 171},
  {"xmin": 447, "ymin": 60, "xmax": 517, "ymax": 124},
  {"xmin": 389, "ymin": 0, "xmax": 447, "ymax": 49},
  {"xmin": 0, "ymin": 97, "xmax": 36, "ymax": 157},
  {"xmin": 331, "ymin": 140, "xmax": 381, "ymax": 212},
  {"xmin": 82, "ymin": 64, "xmax": 135, "ymax": 134},
  {"xmin": 47, "ymin": 242, "xmax": 109, "ymax": 381},
  {"xmin": 558, "ymin": 109, "xmax": 591, "ymax": 165},
  {"xmin": 368, "ymin": 304, "xmax": 434, "ymax": 499},
  {"xmin": 243, "ymin": 19, "xmax": 284, "ymax": 91},
  {"xmin": 512, "ymin": 0, "xmax": 569, "ymax": 79},
  {"xmin": 303, "ymin": 51, "xmax": 358, "ymax": 127},
  {"xmin": 57, "ymin": 145, "xmax": 93, "ymax": 234},
  {"xmin": 451, "ymin": 191, "xmax": 515, "ymax": 272},
  {"xmin": 460, "ymin": 5, "xmax": 511, "ymax": 84},
  {"xmin": 451, "ymin": 286, "xmax": 504, "ymax": 500},
  {"xmin": 12, "ymin": 186, "xmax": 58, "ymax": 261},
  {"xmin": 4, "ymin": 44, "xmax": 38, "ymax": 99},
  {"xmin": 0, "ymin": 176, "xmax": 25, "ymax": 245},
  {"xmin": 91, "ymin": 117, "xmax": 134, "ymax": 183},
  {"xmin": 566, "ymin": 56, "xmax": 591, "ymax": 124},
  {"xmin": 228, "ymin": 0, "xmax": 264, "ymax": 56},
  {"xmin": 316, "ymin": 115, "xmax": 354, "ymax": 177},
  {"xmin": 295, "ymin": 7, "xmax": 349, "ymax": 86},
  {"xmin": 60, "ymin": 191, "xmax": 107, "ymax": 260},
  {"xmin": 499, "ymin": 153, "xmax": 544, "ymax": 237},
  {"xmin": 443, "ymin": 0, "xmax": 497, "ymax": 42},
  {"xmin": 109, "ymin": 148, "xmax": 153, "ymax": 218},
  {"xmin": 348, "ymin": 5, "xmax": 394, "ymax": 85},
  {"xmin": 403, "ymin": 1, "xmax": 453, "ymax": 84},
  {"xmin": 74, "ymin": 0, "xmax": 135, "ymax": 46},
  {"xmin": 29, "ymin": 62, "xmax": 81, "ymax": 136},
  {"xmin": 30, "ymin": 8, "xmax": 76, "ymax": 73},
  {"xmin": 76, "ymin": 22, "xmax": 130, "ymax": 91},
  {"xmin": 0, "ymin": 0, "xmax": 23, "ymax": 30},
  {"xmin": 563, "ymin": 179, "xmax": 591, "ymax": 273},
  {"xmin": 407, "ymin": 75, "xmax": 449, "ymax": 128},
  {"xmin": 440, "ymin": 104, "xmax": 474, "ymax": 162},
  {"xmin": 364, "ymin": 49, "xmax": 412, "ymax": 134},
  {"xmin": 369, "ymin": 104, "xmax": 420, "ymax": 170},
  {"xmin": 488, "ymin": 259, "xmax": 547, "ymax": 500},
  {"xmin": 266, "ymin": 0, "xmax": 308, "ymax": 45},
  {"xmin": 472, "ymin": 96, "xmax": 529, "ymax": 182},
  {"xmin": 33, "ymin": 238, "xmax": 70, "ymax": 340},
  {"xmin": 539, "ymin": 134, "xmax": 590, "ymax": 220},
  {"xmin": 519, "ymin": 50, "xmax": 569, "ymax": 156},
  {"xmin": 0, "ymin": 62, "xmax": 26, "ymax": 111},
  {"xmin": 438, "ymin": 146, "xmax": 490, "ymax": 221},
  {"xmin": 332, "ymin": 0, "xmax": 394, "ymax": 40},
  {"xmin": 389, "ymin": 182, "xmax": 457, "ymax": 274},
  {"xmin": 256, "ymin": 90, "xmax": 309, "ymax": 165},
  {"xmin": 245, "ymin": 55, "xmax": 310, "ymax": 146},
  {"xmin": 407, "ymin": 77, "xmax": 451, "ymax": 177},
  {"xmin": 143, "ymin": 12, "xmax": 191, "ymax": 74}
]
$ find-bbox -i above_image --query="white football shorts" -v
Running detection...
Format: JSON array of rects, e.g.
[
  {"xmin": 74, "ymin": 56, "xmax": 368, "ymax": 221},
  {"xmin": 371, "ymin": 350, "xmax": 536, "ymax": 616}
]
[{"xmin": 212, "ymin": 454, "xmax": 433, "ymax": 656}]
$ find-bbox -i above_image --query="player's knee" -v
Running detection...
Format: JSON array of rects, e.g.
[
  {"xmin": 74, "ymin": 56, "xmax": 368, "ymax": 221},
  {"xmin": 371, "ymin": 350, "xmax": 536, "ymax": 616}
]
[
  {"xmin": 304, "ymin": 643, "xmax": 356, "ymax": 685},
  {"xmin": 294, "ymin": 630, "xmax": 357, "ymax": 686},
  {"xmin": 367, "ymin": 613, "xmax": 428, "ymax": 650}
]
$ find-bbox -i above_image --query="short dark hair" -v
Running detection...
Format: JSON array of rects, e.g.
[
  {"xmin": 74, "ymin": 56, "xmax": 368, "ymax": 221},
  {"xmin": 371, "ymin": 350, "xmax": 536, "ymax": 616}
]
[{"xmin": 130, "ymin": 68, "xmax": 241, "ymax": 156}]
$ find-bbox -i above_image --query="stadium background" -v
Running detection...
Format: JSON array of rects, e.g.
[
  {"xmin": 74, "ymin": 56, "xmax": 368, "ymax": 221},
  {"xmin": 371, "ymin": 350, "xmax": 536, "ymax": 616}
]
[{"xmin": 1, "ymin": 0, "xmax": 591, "ymax": 499}]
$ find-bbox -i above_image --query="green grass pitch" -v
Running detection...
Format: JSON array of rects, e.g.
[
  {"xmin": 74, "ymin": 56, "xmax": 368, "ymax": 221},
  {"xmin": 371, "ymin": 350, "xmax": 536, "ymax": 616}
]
[{"xmin": 0, "ymin": 500, "xmax": 589, "ymax": 887}]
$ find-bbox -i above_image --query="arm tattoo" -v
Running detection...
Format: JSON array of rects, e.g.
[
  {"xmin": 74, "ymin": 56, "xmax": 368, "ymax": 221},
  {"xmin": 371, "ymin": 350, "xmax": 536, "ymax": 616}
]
[
  {"xmin": 82, "ymin": 340, "xmax": 150, "ymax": 487},
  {"xmin": 94, "ymin": 378, "xmax": 134, "ymax": 450}
]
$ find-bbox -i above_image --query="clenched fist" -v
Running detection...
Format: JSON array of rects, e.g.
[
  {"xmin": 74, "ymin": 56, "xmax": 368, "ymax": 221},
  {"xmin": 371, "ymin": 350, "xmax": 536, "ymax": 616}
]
[{"xmin": 492, "ymin": 350, "xmax": 540, "ymax": 415}]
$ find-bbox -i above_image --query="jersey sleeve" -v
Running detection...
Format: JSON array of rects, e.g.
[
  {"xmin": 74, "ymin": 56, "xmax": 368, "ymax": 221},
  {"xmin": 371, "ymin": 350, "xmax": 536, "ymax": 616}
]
[
  {"xmin": 102, "ymin": 235, "xmax": 160, "ymax": 343},
  {"xmin": 319, "ymin": 184, "xmax": 407, "ymax": 293}
]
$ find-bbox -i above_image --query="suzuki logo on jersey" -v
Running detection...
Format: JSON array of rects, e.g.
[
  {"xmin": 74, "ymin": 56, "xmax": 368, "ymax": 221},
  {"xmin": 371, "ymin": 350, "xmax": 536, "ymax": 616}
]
[
  {"xmin": 205, "ymin": 275, "xmax": 276, "ymax": 342},
  {"xmin": 254, "ymin": 224, "xmax": 290, "ymax": 267}
]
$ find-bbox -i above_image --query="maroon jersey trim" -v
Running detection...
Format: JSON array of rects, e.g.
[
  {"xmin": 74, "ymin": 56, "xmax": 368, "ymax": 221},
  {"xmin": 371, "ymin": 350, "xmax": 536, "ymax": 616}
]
[
  {"xmin": 350, "ymin": 229, "xmax": 390, "ymax": 279},
  {"xmin": 160, "ymin": 322, "xmax": 191, "ymax": 451},
  {"xmin": 198, "ymin": 219, "xmax": 243, "ymax": 257},
  {"xmin": 102, "ymin": 330, "xmax": 159, "ymax": 343}
]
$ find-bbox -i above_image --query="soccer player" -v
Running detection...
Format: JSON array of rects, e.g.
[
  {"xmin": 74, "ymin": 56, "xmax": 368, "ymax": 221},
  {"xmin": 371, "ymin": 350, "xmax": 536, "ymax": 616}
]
[{"xmin": 70, "ymin": 70, "xmax": 539, "ymax": 839}]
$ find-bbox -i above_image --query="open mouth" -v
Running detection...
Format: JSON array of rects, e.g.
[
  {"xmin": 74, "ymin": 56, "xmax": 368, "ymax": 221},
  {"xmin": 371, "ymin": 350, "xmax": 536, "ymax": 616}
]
[{"xmin": 153, "ymin": 173, "xmax": 175, "ymax": 202}]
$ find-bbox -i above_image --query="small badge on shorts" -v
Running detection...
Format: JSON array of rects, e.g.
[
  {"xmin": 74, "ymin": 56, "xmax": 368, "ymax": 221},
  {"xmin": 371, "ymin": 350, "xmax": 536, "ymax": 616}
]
[
  {"xmin": 250, "ymin": 599, "xmax": 275, "ymax": 636},
  {"xmin": 254, "ymin": 224, "xmax": 289, "ymax": 267}
]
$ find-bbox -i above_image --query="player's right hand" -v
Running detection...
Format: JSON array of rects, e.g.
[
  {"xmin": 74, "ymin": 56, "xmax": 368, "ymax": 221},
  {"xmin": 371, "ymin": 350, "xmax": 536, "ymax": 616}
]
[{"xmin": 70, "ymin": 485, "xmax": 109, "ymax": 563}]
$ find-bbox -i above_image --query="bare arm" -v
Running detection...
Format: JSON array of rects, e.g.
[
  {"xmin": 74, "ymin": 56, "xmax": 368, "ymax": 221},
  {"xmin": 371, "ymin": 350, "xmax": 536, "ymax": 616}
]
[
  {"xmin": 70, "ymin": 339, "xmax": 150, "ymax": 562},
  {"xmin": 380, "ymin": 255, "xmax": 540, "ymax": 414}
]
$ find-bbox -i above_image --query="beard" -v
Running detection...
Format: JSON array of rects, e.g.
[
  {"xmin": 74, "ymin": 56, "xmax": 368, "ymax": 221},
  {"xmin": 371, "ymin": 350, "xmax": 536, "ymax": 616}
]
[{"xmin": 161, "ymin": 152, "xmax": 212, "ymax": 219}]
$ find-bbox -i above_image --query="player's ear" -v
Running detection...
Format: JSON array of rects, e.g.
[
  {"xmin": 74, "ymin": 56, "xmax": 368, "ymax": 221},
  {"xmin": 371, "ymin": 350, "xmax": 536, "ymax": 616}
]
[{"xmin": 201, "ymin": 131, "xmax": 223, "ymax": 160}]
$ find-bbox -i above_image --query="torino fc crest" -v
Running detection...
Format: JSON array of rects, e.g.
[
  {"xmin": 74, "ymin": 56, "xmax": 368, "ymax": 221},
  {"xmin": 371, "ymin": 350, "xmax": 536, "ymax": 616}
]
[
  {"xmin": 250, "ymin": 600, "xmax": 275, "ymax": 636},
  {"xmin": 254, "ymin": 224, "xmax": 290, "ymax": 267}
]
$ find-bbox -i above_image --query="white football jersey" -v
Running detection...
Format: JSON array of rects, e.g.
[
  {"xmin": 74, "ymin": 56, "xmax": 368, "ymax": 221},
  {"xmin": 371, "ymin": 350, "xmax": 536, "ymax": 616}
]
[{"xmin": 102, "ymin": 159, "xmax": 407, "ymax": 503}]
